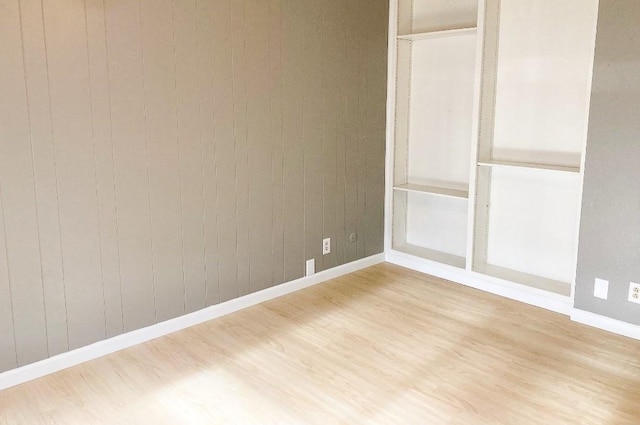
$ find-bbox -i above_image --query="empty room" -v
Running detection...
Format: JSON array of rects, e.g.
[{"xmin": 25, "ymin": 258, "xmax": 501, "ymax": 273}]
[{"xmin": 0, "ymin": 0, "xmax": 639, "ymax": 423}]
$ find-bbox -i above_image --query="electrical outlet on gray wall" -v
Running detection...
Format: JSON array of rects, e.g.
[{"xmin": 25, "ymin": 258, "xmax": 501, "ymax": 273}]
[{"xmin": 629, "ymin": 282, "xmax": 640, "ymax": 304}]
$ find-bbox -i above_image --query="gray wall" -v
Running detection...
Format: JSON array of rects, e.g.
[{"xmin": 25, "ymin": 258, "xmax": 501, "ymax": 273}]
[
  {"xmin": 0, "ymin": 0, "xmax": 388, "ymax": 373},
  {"xmin": 575, "ymin": 0, "xmax": 640, "ymax": 325}
]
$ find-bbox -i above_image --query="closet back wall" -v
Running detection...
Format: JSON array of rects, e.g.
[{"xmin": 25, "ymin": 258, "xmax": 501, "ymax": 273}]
[{"xmin": 0, "ymin": 0, "xmax": 388, "ymax": 372}]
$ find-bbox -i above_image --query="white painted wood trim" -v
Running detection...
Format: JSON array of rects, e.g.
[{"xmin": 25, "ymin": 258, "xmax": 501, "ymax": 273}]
[
  {"xmin": 384, "ymin": 0, "xmax": 399, "ymax": 254},
  {"xmin": 386, "ymin": 249, "xmax": 573, "ymax": 315},
  {"xmin": 465, "ymin": 0, "xmax": 487, "ymax": 270},
  {"xmin": 0, "ymin": 254, "xmax": 385, "ymax": 391},
  {"xmin": 571, "ymin": 308, "xmax": 640, "ymax": 341},
  {"xmin": 571, "ymin": 0, "xmax": 601, "ymax": 304},
  {"xmin": 386, "ymin": 248, "xmax": 640, "ymax": 342}
]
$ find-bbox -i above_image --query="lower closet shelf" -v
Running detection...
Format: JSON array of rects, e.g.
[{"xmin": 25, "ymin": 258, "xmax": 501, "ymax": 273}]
[
  {"xmin": 393, "ymin": 243, "xmax": 466, "ymax": 269},
  {"xmin": 474, "ymin": 263, "xmax": 572, "ymax": 296}
]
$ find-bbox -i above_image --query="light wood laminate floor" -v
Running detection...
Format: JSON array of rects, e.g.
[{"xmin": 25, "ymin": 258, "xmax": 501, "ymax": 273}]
[{"xmin": 1, "ymin": 263, "xmax": 639, "ymax": 424}]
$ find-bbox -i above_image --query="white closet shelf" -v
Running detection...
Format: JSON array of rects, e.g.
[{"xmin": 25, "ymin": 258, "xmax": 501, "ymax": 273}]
[
  {"xmin": 397, "ymin": 27, "xmax": 477, "ymax": 42},
  {"xmin": 477, "ymin": 160, "xmax": 580, "ymax": 174},
  {"xmin": 474, "ymin": 263, "xmax": 572, "ymax": 297},
  {"xmin": 393, "ymin": 183, "xmax": 469, "ymax": 199},
  {"xmin": 393, "ymin": 243, "xmax": 466, "ymax": 269}
]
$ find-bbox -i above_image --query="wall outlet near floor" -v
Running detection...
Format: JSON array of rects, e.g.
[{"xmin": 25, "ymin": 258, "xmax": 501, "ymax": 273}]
[
  {"xmin": 594, "ymin": 278, "xmax": 609, "ymax": 300},
  {"xmin": 306, "ymin": 259, "xmax": 315, "ymax": 276},
  {"xmin": 628, "ymin": 282, "xmax": 640, "ymax": 304},
  {"xmin": 323, "ymin": 238, "xmax": 331, "ymax": 255}
]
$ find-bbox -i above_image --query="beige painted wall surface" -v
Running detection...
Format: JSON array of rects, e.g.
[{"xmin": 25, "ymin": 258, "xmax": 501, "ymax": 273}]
[{"xmin": 0, "ymin": 0, "xmax": 388, "ymax": 372}]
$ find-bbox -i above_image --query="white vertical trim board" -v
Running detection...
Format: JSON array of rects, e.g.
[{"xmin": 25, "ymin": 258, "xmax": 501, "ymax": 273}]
[
  {"xmin": 571, "ymin": 309, "xmax": 640, "ymax": 341},
  {"xmin": 570, "ymin": 0, "xmax": 601, "ymax": 304},
  {"xmin": 384, "ymin": 0, "xmax": 399, "ymax": 253},
  {"xmin": 0, "ymin": 254, "xmax": 385, "ymax": 391}
]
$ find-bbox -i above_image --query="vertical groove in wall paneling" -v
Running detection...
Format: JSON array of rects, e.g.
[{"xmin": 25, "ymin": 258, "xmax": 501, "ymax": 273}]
[
  {"xmin": 195, "ymin": 1, "xmax": 216, "ymax": 308},
  {"xmin": 303, "ymin": 0, "xmax": 325, "ymax": 272},
  {"xmin": 281, "ymin": 0, "xmax": 306, "ymax": 282},
  {"xmin": 355, "ymin": 0, "xmax": 368, "ymax": 259},
  {"xmin": 344, "ymin": 0, "xmax": 360, "ymax": 263},
  {"xmin": 0, "ymin": 180, "xmax": 17, "ymax": 371},
  {"xmin": 211, "ymin": 0, "xmax": 238, "ymax": 303},
  {"xmin": 175, "ymin": 0, "xmax": 207, "ymax": 314},
  {"xmin": 334, "ymin": 0, "xmax": 348, "ymax": 267},
  {"xmin": 85, "ymin": 0, "xmax": 124, "ymax": 339},
  {"xmin": 322, "ymin": 0, "xmax": 338, "ymax": 271},
  {"xmin": 19, "ymin": 0, "xmax": 69, "ymax": 354},
  {"xmin": 140, "ymin": 0, "xmax": 186, "ymax": 322},
  {"xmin": 246, "ymin": 0, "xmax": 273, "ymax": 293},
  {"xmin": 105, "ymin": 0, "xmax": 157, "ymax": 331},
  {"xmin": 0, "ymin": 0, "xmax": 49, "ymax": 366},
  {"xmin": 42, "ymin": 0, "xmax": 106, "ymax": 350},
  {"xmin": 231, "ymin": 0, "xmax": 251, "ymax": 298},
  {"xmin": 0, "ymin": 0, "xmax": 388, "ymax": 373},
  {"xmin": 269, "ymin": 0, "xmax": 285, "ymax": 288}
]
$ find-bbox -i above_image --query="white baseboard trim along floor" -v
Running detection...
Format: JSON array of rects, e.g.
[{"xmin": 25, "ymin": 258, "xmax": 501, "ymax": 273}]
[{"xmin": 0, "ymin": 254, "xmax": 385, "ymax": 391}]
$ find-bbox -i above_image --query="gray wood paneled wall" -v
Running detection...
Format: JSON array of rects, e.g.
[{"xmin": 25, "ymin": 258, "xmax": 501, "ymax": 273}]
[{"xmin": 0, "ymin": 0, "xmax": 388, "ymax": 372}]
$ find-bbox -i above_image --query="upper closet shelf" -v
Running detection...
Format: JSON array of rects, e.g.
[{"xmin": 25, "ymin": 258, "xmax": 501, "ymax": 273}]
[
  {"xmin": 478, "ymin": 160, "xmax": 580, "ymax": 174},
  {"xmin": 397, "ymin": 27, "xmax": 477, "ymax": 42}
]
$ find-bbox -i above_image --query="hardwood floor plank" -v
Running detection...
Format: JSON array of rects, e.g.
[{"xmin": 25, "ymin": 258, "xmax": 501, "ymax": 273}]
[{"xmin": 1, "ymin": 263, "xmax": 639, "ymax": 424}]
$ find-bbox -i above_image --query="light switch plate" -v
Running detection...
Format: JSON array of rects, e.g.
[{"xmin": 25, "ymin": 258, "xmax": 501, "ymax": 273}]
[{"xmin": 594, "ymin": 278, "xmax": 609, "ymax": 300}]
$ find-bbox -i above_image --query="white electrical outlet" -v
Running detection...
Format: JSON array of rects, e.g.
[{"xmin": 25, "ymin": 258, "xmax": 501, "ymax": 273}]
[
  {"xmin": 322, "ymin": 238, "xmax": 331, "ymax": 255},
  {"xmin": 306, "ymin": 259, "xmax": 315, "ymax": 277},
  {"xmin": 594, "ymin": 278, "xmax": 609, "ymax": 300},
  {"xmin": 628, "ymin": 282, "xmax": 640, "ymax": 304}
]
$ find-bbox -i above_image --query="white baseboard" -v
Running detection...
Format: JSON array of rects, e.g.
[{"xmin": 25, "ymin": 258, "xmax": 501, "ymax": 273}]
[
  {"xmin": 571, "ymin": 309, "xmax": 640, "ymax": 341},
  {"xmin": 0, "ymin": 253, "xmax": 385, "ymax": 391},
  {"xmin": 386, "ymin": 250, "xmax": 640, "ymax": 341},
  {"xmin": 386, "ymin": 250, "xmax": 573, "ymax": 315}
]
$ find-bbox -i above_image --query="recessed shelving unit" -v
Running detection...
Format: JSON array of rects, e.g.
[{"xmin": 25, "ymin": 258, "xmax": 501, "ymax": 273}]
[
  {"xmin": 471, "ymin": 0, "xmax": 598, "ymax": 296},
  {"xmin": 390, "ymin": 0, "xmax": 479, "ymax": 268},
  {"xmin": 387, "ymin": 0, "xmax": 599, "ymax": 306}
]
